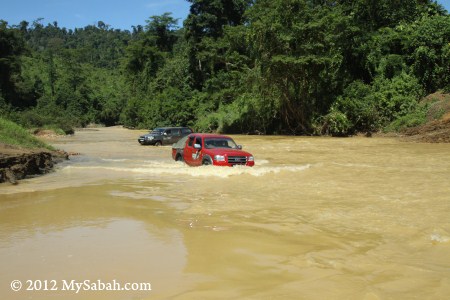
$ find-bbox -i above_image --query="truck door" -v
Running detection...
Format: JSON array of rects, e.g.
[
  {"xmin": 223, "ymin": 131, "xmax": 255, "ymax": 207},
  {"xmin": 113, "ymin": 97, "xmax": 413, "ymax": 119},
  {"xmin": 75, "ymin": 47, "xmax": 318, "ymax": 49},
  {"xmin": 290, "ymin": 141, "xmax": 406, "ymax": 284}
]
[
  {"xmin": 163, "ymin": 129, "xmax": 172, "ymax": 144},
  {"xmin": 171, "ymin": 128, "xmax": 181, "ymax": 143},
  {"xmin": 184, "ymin": 135, "xmax": 203, "ymax": 166},
  {"xmin": 184, "ymin": 135, "xmax": 196, "ymax": 165},
  {"xmin": 192, "ymin": 136, "xmax": 203, "ymax": 166}
]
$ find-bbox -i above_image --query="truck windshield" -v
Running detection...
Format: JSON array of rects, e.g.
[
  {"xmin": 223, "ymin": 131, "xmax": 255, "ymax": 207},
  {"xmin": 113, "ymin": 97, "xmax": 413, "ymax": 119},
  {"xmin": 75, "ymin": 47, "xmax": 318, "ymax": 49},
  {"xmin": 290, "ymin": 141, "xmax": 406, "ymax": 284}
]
[
  {"xmin": 204, "ymin": 138, "xmax": 238, "ymax": 149},
  {"xmin": 150, "ymin": 128, "xmax": 164, "ymax": 134}
]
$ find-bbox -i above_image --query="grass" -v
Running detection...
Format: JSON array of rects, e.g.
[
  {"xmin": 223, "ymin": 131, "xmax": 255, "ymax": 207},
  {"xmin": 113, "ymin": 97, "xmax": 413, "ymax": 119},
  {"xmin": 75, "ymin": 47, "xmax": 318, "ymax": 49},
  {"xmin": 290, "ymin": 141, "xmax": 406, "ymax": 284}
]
[
  {"xmin": 384, "ymin": 92, "xmax": 450, "ymax": 133},
  {"xmin": 0, "ymin": 117, "xmax": 55, "ymax": 150},
  {"xmin": 384, "ymin": 107, "xmax": 428, "ymax": 132}
]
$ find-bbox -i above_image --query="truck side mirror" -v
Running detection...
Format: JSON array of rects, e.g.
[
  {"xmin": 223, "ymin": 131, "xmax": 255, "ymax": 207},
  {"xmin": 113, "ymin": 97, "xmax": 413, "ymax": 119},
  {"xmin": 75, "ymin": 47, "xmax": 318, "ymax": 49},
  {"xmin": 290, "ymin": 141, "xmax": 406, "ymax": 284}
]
[
  {"xmin": 237, "ymin": 145, "xmax": 242, "ymax": 149},
  {"xmin": 194, "ymin": 143, "xmax": 202, "ymax": 150}
]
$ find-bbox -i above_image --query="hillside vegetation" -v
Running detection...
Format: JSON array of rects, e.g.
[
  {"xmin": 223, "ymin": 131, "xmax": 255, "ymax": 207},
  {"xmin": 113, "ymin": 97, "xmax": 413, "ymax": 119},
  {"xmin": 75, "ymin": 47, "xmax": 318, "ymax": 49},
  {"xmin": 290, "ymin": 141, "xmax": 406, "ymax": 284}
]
[
  {"xmin": 0, "ymin": 117, "xmax": 54, "ymax": 150},
  {"xmin": 400, "ymin": 92, "xmax": 450, "ymax": 142},
  {"xmin": 0, "ymin": 0, "xmax": 449, "ymax": 138}
]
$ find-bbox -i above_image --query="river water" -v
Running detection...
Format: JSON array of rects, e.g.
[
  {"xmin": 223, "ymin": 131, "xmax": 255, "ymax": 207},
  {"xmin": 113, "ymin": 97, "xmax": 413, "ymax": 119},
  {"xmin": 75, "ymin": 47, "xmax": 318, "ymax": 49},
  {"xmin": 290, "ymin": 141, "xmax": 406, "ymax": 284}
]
[{"xmin": 1, "ymin": 126, "xmax": 449, "ymax": 299}]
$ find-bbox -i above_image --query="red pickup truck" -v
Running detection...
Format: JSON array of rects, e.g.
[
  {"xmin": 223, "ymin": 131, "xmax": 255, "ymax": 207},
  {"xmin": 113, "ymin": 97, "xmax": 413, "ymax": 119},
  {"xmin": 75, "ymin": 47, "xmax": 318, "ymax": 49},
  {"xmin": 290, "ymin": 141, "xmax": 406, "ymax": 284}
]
[{"xmin": 172, "ymin": 133, "xmax": 255, "ymax": 167}]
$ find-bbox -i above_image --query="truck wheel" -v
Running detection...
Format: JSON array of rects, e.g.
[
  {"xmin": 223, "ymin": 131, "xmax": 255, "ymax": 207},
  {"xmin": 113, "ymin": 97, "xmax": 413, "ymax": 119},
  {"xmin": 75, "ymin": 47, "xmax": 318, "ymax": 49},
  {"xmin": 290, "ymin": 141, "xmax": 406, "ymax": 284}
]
[
  {"xmin": 202, "ymin": 157, "xmax": 212, "ymax": 165},
  {"xmin": 154, "ymin": 141, "xmax": 162, "ymax": 146}
]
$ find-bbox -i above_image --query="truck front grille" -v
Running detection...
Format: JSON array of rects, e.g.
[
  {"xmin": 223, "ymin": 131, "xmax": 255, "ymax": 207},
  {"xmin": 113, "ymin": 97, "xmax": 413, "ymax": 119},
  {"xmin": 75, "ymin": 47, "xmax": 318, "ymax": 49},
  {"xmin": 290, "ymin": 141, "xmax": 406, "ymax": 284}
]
[{"xmin": 227, "ymin": 156, "xmax": 247, "ymax": 165}]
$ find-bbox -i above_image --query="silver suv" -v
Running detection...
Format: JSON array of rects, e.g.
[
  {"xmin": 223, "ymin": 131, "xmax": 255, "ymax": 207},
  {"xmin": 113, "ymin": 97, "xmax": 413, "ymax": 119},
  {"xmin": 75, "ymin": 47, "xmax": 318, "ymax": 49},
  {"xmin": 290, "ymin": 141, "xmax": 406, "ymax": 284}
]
[{"xmin": 138, "ymin": 127, "xmax": 192, "ymax": 146}]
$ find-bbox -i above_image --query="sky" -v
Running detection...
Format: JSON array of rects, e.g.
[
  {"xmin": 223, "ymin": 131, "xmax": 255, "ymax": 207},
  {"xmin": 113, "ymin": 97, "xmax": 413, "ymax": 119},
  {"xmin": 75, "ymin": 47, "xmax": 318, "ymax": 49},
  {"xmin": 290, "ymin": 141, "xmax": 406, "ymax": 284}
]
[
  {"xmin": 1, "ymin": 0, "xmax": 191, "ymax": 30},
  {"xmin": 1, "ymin": 0, "xmax": 450, "ymax": 31}
]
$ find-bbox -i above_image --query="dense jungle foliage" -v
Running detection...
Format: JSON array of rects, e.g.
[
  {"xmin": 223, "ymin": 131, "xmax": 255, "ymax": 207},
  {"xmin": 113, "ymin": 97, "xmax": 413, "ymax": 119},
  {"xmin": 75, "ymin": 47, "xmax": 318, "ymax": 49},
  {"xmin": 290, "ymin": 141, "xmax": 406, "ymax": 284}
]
[{"xmin": 1, "ymin": 0, "xmax": 449, "ymax": 135}]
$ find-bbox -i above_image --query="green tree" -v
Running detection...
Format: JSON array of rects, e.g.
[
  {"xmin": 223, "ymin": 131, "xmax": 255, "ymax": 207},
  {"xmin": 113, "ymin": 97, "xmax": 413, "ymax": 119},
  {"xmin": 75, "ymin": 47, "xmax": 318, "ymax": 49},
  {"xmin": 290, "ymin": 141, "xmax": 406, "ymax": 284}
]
[
  {"xmin": 246, "ymin": 0, "xmax": 354, "ymax": 133},
  {"xmin": 0, "ymin": 20, "xmax": 31, "ymax": 107},
  {"xmin": 337, "ymin": 0, "xmax": 439, "ymax": 30},
  {"xmin": 184, "ymin": 0, "xmax": 252, "ymax": 88},
  {"xmin": 405, "ymin": 15, "xmax": 450, "ymax": 93},
  {"xmin": 145, "ymin": 13, "xmax": 179, "ymax": 52}
]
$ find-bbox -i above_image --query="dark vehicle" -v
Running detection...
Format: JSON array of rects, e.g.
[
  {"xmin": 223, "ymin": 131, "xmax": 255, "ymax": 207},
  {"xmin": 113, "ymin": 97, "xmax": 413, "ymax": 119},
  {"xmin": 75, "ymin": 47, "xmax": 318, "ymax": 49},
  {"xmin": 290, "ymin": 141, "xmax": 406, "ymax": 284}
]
[
  {"xmin": 138, "ymin": 127, "xmax": 192, "ymax": 146},
  {"xmin": 172, "ymin": 133, "xmax": 255, "ymax": 167}
]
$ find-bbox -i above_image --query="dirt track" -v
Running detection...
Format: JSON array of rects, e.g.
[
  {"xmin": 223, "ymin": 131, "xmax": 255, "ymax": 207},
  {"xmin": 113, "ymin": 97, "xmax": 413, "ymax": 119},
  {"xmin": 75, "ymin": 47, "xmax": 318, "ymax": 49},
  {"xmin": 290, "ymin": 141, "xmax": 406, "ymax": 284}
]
[{"xmin": 402, "ymin": 116, "xmax": 450, "ymax": 143}]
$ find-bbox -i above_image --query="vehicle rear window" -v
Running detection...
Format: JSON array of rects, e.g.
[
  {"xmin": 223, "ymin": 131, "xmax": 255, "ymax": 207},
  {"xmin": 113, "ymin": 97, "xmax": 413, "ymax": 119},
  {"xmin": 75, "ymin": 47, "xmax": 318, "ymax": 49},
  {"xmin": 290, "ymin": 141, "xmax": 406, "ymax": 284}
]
[{"xmin": 182, "ymin": 128, "xmax": 192, "ymax": 134}]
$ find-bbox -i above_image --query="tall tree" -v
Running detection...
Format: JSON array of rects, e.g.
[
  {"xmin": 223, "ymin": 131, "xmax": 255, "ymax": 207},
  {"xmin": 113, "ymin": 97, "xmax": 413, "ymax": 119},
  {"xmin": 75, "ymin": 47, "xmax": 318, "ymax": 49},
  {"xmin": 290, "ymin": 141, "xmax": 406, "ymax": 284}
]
[
  {"xmin": 184, "ymin": 0, "xmax": 253, "ymax": 88},
  {"xmin": 145, "ymin": 13, "xmax": 179, "ymax": 52},
  {"xmin": 0, "ymin": 21, "xmax": 35, "ymax": 107},
  {"xmin": 246, "ymin": 0, "xmax": 355, "ymax": 133},
  {"xmin": 337, "ymin": 0, "xmax": 439, "ymax": 30}
]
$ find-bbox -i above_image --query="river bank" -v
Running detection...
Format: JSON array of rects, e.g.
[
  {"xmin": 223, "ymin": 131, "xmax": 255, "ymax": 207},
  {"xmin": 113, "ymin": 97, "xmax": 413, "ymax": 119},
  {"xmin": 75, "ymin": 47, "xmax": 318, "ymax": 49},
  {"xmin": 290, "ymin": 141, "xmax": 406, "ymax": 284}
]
[
  {"xmin": 0, "ymin": 143, "xmax": 68, "ymax": 184},
  {"xmin": 1, "ymin": 112, "xmax": 450, "ymax": 185}
]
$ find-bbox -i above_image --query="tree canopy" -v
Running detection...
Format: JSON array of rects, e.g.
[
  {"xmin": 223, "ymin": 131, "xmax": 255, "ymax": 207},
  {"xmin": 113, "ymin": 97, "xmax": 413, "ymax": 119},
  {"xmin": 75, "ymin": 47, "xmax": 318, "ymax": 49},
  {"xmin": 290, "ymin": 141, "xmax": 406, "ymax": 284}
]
[{"xmin": 0, "ymin": 0, "xmax": 449, "ymax": 135}]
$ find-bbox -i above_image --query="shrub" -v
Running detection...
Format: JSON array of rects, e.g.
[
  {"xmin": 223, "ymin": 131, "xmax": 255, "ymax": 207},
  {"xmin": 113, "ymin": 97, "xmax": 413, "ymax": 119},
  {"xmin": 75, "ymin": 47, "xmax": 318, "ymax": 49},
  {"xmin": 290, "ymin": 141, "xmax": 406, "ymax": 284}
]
[
  {"xmin": 8, "ymin": 106, "xmax": 76, "ymax": 135},
  {"xmin": 329, "ymin": 73, "xmax": 424, "ymax": 135},
  {"xmin": 314, "ymin": 107, "xmax": 352, "ymax": 136},
  {"xmin": 332, "ymin": 80, "xmax": 380, "ymax": 133}
]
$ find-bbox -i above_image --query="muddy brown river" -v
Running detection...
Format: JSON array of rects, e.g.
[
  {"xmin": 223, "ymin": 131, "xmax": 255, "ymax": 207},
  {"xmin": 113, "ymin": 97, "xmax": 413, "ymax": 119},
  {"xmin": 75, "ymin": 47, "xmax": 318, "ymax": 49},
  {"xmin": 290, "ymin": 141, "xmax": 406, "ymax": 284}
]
[{"xmin": 1, "ymin": 126, "xmax": 449, "ymax": 299}]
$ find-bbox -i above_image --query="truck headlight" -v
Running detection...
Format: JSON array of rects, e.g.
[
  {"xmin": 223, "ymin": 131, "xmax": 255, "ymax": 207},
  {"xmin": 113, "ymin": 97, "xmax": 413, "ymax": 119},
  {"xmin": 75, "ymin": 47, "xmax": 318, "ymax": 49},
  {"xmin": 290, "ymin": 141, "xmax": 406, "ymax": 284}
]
[
  {"xmin": 248, "ymin": 156, "xmax": 254, "ymax": 162},
  {"xmin": 146, "ymin": 136, "xmax": 154, "ymax": 140},
  {"xmin": 214, "ymin": 155, "xmax": 226, "ymax": 162}
]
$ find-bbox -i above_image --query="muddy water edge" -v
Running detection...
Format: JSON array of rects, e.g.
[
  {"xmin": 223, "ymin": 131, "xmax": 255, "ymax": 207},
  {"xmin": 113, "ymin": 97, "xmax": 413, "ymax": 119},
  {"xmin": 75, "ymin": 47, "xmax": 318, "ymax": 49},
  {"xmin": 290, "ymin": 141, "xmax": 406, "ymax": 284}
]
[{"xmin": 1, "ymin": 126, "xmax": 449, "ymax": 299}]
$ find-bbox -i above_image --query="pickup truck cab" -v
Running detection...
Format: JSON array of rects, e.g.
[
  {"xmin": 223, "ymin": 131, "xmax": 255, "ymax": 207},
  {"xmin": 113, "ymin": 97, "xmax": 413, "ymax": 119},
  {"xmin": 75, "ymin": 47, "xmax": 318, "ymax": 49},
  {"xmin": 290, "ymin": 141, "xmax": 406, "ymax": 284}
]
[{"xmin": 172, "ymin": 133, "xmax": 255, "ymax": 167}]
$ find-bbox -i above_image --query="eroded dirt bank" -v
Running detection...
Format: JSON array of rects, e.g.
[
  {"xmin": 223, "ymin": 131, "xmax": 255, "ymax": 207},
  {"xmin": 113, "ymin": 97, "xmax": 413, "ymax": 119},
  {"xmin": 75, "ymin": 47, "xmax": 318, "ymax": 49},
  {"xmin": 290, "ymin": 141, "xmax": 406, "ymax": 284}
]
[
  {"xmin": 402, "ymin": 115, "xmax": 450, "ymax": 143},
  {"xmin": 0, "ymin": 144, "xmax": 68, "ymax": 184}
]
